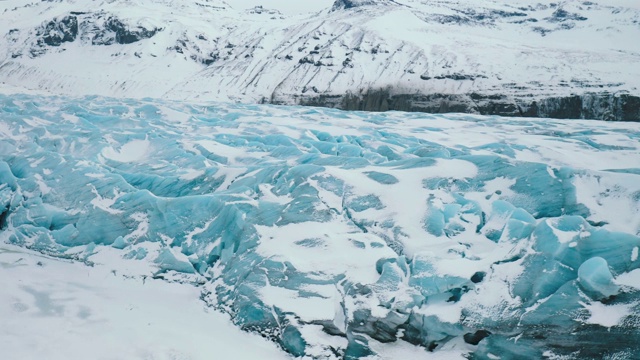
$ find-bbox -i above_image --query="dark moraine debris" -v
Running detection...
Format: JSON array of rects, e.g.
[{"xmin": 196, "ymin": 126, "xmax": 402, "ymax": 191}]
[
  {"xmin": 470, "ymin": 271, "xmax": 486, "ymax": 283},
  {"xmin": 464, "ymin": 330, "xmax": 492, "ymax": 345}
]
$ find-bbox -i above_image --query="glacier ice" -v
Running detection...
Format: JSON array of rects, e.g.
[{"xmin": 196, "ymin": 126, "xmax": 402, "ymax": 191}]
[
  {"xmin": 578, "ymin": 257, "xmax": 620, "ymax": 300},
  {"xmin": 1, "ymin": 93, "xmax": 640, "ymax": 359}
]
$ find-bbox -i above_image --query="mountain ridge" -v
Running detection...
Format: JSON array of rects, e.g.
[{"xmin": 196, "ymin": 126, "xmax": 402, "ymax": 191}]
[{"xmin": 1, "ymin": 0, "xmax": 639, "ymax": 120}]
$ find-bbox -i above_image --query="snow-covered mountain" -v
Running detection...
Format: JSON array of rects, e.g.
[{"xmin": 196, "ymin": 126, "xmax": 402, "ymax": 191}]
[{"xmin": 1, "ymin": 0, "xmax": 640, "ymax": 120}]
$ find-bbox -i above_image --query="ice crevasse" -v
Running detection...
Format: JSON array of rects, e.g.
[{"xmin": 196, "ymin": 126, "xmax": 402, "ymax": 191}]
[{"xmin": 1, "ymin": 94, "xmax": 640, "ymax": 359}]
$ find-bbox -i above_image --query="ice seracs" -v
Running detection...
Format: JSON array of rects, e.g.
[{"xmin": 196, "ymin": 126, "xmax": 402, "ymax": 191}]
[
  {"xmin": 578, "ymin": 257, "xmax": 620, "ymax": 300},
  {"xmin": 1, "ymin": 93, "xmax": 640, "ymax": 359}
]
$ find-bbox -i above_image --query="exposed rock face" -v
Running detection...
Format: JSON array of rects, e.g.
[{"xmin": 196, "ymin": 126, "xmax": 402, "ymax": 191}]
[
  {"xmin": 29, "ymin": 13, "xmax": 160, "ymax": 55},
  {"xmin": 38, "ymin": 16, "xmax": 78, "ymax": 47},
  {"xmin": 92, "ymin": 17, "xmax": 160, "ymax": 46},
  {"xmin": 331, "ymin": 0, "xmax": 394, "ymax": 11},
  {"xmin": 293, "ymin": 90, "xmax": 640, "ymax": 121},
  {"xmin": 527, "ymin": 93, "xmax": 640, "ymax": 121}
]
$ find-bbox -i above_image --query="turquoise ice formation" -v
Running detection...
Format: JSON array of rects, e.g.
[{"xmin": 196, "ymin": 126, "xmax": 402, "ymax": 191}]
[{"xmin": 1, "ymin": 93, "xmax": 640, "ymax": 359}]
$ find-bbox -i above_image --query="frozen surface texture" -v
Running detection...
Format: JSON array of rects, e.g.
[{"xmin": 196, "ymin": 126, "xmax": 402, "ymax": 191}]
[{"xmin": 1, "ymin": 94, "xmax": 640, "ymax": 359}]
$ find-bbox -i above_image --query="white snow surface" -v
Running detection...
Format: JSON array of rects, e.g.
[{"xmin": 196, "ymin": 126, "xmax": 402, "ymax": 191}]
[{"xmin": 0, "ymin": 244, "xmax": 292, "ymax": 360}]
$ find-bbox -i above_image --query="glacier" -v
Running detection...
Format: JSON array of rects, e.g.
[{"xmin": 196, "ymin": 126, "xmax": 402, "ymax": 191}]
[{"xmin": 1, "ymin": 93, "xmax": 640, "ymax": 359}]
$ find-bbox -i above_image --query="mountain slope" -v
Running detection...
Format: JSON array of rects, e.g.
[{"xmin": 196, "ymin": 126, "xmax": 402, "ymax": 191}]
[{"xmin": 1, "ymin": 0, "xmax": 639, "ymax": 120}]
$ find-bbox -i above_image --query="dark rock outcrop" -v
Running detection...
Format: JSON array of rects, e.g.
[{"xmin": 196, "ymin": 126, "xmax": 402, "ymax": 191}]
[
  {"xmin": 524, "ymin": 93, "xmax": 640, "ymax": 121},
  {"xmin": 92, "ymin": 17, "xmax": 159, "ymax": 45},
  {"xmin": 547, "ymin": 8, "xmax": 588, "ymax": 22},
  {"xmin": 30, "ymin": 13, "xmax": 160, "ymax": 56},
  {"xmin": 289, "ymin": 89, "xmax": 640, "ymax": 121},
  {"xmin": 331, "ymin": 0, "xmax": 397, "ymax": 11},
  {"xmin": 38, "ymin": 16, "xmax": 78, "ymax": 46},
  {"xmin": 464, "ymin": 330, "xmax": 492, "ymax": 345}
]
